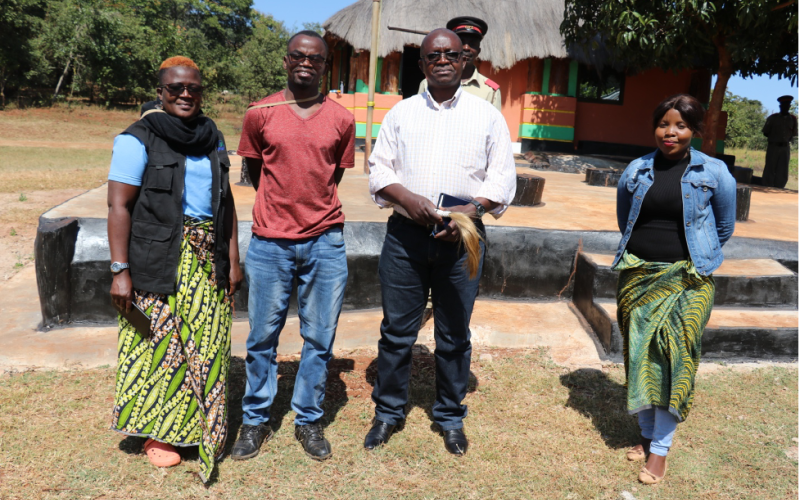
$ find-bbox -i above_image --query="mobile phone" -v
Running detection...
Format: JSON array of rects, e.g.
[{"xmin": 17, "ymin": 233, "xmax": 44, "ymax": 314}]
[
  {"xmin": 116, "ymin": 301, "xmax": 152, "ymax": 337},
  {"xmin": 433, "ymin": 193, "xmax": 471, "ymax": 234}
]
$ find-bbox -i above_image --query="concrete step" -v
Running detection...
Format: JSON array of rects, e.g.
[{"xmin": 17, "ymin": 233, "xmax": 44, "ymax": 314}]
[
  {"xmin": 578, "ymin": 252, "xmax": 798, "ymax": 308},
  {"xmin": 0, "ymin": 266, "xmax": 604, "ymax": 370},
  {"xmin": 592, "ymin": 301, "xmax": 798, "ymax": 359}
]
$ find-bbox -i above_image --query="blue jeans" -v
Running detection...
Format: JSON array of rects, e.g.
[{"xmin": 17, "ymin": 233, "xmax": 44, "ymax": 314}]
[
  {"xmin": 372, "ymin": 215, "xmax": 485, "ymax": 431},
  {"xmin": 241, "ymin": 227, "xmax": 348, "ymax": 427},
  {"xmin": 638, "ymin": 407, "xmax": 678, "ymax": 457}
]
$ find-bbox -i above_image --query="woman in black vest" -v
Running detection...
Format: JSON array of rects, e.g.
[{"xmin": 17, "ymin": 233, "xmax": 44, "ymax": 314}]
[{"xmin": 106, "ymin": 56, "xmax": 241, "ymax": 482}]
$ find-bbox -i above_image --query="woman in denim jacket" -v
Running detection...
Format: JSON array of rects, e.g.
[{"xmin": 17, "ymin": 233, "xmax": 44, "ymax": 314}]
[{"xmin": 613, "ymin": 94, "xmax": 736, "ymax": 485}]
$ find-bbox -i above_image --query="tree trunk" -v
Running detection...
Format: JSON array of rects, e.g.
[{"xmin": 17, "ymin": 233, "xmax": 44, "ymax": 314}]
[
  {"xmin": 53, "ymin": 53, "xmax": 73, "ymax": 103},
  {"xmin": 0, "ymin": 71, "xmax": 5, "ymax": 110},
  {"xmin": 703, "ymin": 36, "xmax": 733, "ymax": 156}
]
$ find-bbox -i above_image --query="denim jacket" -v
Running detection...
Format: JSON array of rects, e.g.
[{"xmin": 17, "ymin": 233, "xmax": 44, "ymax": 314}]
[{"xmin": 613, "ymin": 148, "xmax": 737, "ymax": 276}]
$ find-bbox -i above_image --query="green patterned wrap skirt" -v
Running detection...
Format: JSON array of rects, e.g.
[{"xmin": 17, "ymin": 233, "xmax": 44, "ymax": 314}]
[
  {"xmin": 615, "ymin": 251, "xmax": 715, "ymax": 422},
  {"xmin": 110, "ymin": 221, "xmax": 232, "ymax": 482}
]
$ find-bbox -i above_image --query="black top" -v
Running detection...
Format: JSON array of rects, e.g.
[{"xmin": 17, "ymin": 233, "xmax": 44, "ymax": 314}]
[{"xmin": 626, "ymin": 152, "xmax": 691, "ymax": 263}]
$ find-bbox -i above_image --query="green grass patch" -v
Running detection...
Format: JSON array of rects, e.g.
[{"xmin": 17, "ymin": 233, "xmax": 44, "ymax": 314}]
[
  {"xmin": 729, "ymin": 147, "xmax": 798, "ymax": 190},
  {"xmin": 0, "ymin": 147, "xmax": 111, "ymax": 193},
  {"xmin": 0, "ymin": 351, "xmax": 795, "ymax": 499}
]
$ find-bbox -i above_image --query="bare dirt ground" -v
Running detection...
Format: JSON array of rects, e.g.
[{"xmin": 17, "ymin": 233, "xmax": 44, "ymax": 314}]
[{"xmin": 0, "ymin": 190, "xmax": 86, "ymax": 280}]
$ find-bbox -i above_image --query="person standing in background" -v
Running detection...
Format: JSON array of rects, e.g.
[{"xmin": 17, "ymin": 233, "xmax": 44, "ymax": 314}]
[
  {"xmin": 762, "ymin": 95, "xmax": 798, "ymax": 189},
  {"xmin": 418, "ymin": 16, "xmax": 501, "ymax": 112}
]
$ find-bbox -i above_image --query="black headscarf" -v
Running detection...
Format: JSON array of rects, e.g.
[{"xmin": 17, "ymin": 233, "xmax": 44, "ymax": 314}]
[{"xmin": 138, "ymin": 100, "xmax": 219, "ymax": 157}]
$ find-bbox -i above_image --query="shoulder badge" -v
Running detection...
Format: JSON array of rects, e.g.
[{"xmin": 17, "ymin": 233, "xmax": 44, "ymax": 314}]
[{"xmin": 484, "ymin": 78, "xmax": 500, "ymax": 91}]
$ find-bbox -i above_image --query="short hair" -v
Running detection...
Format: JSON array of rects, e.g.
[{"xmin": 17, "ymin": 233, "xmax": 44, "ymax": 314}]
[
  {"xmin": 420, "ymin": 28, "xmax": 462, "ymax": 55},
  {"xmin": 287, "ymin": 30, "xmax": 329, "ymax": 57},
  {"xmin": 158, "ymin": 56, "xmax": 200, "ymax": 84},
  {"xmin": 652, "ymin": 94, "xmax": 705, "ymax": 136}
]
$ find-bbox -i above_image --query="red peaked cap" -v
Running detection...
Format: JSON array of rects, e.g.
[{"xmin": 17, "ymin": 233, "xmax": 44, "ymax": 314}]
[{"xmin": 446, "ymin": 16, "xmax": 488, "ymax": 38}]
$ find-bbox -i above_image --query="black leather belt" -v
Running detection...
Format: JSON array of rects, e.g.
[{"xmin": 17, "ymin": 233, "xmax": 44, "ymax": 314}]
[{"xmin": 769, "ymin": 141, "xmax": 790, "ymax": 147}]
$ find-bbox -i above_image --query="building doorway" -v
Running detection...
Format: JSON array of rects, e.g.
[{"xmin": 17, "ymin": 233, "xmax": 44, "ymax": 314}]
[{"xmin": 400, "ymin": 46, "xmax": 424, "ymax": 98}]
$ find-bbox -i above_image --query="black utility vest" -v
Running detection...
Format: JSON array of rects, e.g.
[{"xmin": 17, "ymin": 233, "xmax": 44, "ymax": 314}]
[{"xmin": 123, "ymin": 121, "xmax": 231, "ymax": 295}]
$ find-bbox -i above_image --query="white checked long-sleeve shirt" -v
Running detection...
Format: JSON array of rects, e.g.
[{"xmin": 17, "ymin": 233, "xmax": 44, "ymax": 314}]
[{"xmin": 368, "ymin": 87, "xmax": 517, "ymax": 218}]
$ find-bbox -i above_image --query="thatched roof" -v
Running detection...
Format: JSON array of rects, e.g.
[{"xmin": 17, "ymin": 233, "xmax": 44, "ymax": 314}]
[{"xmin": 322, "ymin": 0, "xmax": 569, "ymax": 70}]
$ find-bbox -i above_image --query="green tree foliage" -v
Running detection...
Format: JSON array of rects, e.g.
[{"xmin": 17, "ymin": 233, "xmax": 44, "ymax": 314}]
[
  {"xmin": 0, "ymin": 0, "xmax": 45, "ymax": 107},
  {"xmin": 561, "ymin": 0, "xmax": 798, "ymax": 156},
  {"xmin": 1, "ymin": 0, "xmax": 301, "ymax": 106},
  {"xmin": 722, "ymin": 91, "xmax": 768, "ymax": 150},
  {"xmin": 235, "ymin": 14, "xmax": 290, "ymax": 102}
]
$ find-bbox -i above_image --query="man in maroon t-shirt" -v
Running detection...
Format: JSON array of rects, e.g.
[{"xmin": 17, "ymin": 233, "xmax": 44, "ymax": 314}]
[{"xmin": 231, "ymin": 31, "xmax": 355, "ymax": 462}]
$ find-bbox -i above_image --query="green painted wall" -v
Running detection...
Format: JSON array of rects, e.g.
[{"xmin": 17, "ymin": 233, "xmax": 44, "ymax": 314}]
[
  {"xmin": 356, "ymin": 122, "xmax": 382, "ymax": 138},
  {"xmin": 690, "ymin": 138, "xmax": 725, "ymax": 154},
  {"xmin": 541, "ymin": 59, "xmax": 551, "ymax": 96},
  {"xmin": 518, "ymin": 124, "xmax": 574, "ymax": 142},
  {"xmin": 567, "ymin": 60, "xmax": 579, "ymax": 98}
]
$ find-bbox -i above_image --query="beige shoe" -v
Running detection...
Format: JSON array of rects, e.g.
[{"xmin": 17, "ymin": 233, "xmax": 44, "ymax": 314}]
[
  {"xmin": 638, "ymin": 463, "xmax": 667, "ymax": 485},
  {"xmin": 626, "ymin": 438, "xmax": 651, "ymax": 461},
  {"xmin": 626, "ymin": 445, "xmax": 646, "ymax": 461}
]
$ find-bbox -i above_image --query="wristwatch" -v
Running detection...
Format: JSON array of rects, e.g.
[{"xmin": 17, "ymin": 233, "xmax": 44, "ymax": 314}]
[
  {"xmin": 469, "ymin": 200, "xmax": 486, "ymax": 218},
  {"xmin": 110, "ymin": 262, "xmax": 130, "ymax": 274}
]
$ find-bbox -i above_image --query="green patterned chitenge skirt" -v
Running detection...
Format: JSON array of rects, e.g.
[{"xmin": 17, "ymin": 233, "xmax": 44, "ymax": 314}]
[
  {"xmin": 615, "ymin": 251, "xmax": 715, "ymax": 422},
  {"xmin": 110, "ymin": 222, "xmax": 232, "ymax": 482}
]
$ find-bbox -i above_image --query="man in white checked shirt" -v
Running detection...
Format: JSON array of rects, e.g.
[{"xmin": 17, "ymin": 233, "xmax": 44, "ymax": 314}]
[{"xmin": 364, "ymin": 28, "xmax": 516, "ymax": 456}]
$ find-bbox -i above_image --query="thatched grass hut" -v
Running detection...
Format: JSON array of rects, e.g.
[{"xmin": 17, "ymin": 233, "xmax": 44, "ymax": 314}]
[{"xmin": 322, "ymin": 0, "xmax": 725, "ymax": 156}]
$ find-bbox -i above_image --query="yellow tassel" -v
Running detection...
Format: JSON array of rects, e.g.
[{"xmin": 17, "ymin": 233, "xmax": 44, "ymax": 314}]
[{"xmin": 447, "ymin": 212, "xmax": 484, "ymax": 280}]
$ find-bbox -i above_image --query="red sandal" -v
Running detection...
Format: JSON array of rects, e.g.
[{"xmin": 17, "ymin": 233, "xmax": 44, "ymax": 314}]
[{"xmin": 143, "ymin": 438, "xmax": 181, "ymax": 468}]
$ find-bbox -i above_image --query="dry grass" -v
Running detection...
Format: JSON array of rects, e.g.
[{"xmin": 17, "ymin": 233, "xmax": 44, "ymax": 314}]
[
  {"xmin": 729, "ymin": 147, "xmax": 799, "ymax": 191},
  {"xmin": 0, "ymin": 104, "xmax": 243, "ymax": 280},
  {"xmin": 0, "ymin": 349, "xmax": 796, "ymax": 499}
]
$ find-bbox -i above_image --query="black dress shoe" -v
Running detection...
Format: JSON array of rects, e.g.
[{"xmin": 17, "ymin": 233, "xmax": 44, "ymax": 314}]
[
  {"xmin": 443, "ymin": 428, "xmax": 468, "ymax": 456},
  {"xmin": 364, "ymin": 420, "xmax": 401, "ymax": 450},
  {"xmin": 295, "ymin": 423, "xmax": 332, "ymax": 461},
  {"xmin": 231, "ymin": 423, "xmax": 273, "ymax": 460}
]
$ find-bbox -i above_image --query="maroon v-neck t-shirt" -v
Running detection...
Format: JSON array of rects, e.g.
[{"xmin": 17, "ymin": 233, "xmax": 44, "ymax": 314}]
[{"xmin": 237, "ymin": 91, "xmax": 356, "ymax": 240}]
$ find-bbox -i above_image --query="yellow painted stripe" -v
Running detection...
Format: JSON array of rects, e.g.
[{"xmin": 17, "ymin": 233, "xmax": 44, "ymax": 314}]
[
  {"xmin": 519, "ymin": 137, "xmax": 574, "ymax": 143},
  {"xmin": 521, "ymin": 123, "xmax": 574, "ymax": 129},
  {"xmin": 523, "ymin": 108, "xmax": 575, "ymax": 114},
  {"xmin": 351, "ymin": 107, "xmax": 392, "ymax": 110},
  {"xmin": 355, "ymin": 121, "xmax": 383, "ymax": 125}
]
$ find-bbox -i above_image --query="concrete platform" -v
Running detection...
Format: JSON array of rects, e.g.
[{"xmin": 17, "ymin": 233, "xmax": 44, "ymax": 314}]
[
  {"xmin": 30, "ymin": 152, "xmax": 800, "ymax": 366},
  {"xmin": 1, "ymin": 267, "xmax": 603, "ymax": 371},
  {"xmin": 44, "ymin": 161, "xmax": 799, "ymax": 241},
  {"xmin": 572, "ymin": 250, "xmax": 798, "ymax": 357},
  {"xmin": 596, "ymin": 301, "xmax": 798, "ymax": 359}
]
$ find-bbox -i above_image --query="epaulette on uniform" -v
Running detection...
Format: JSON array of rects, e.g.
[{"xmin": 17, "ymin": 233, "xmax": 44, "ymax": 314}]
[{"xmin": 485, "ymin": 78, "xmax": 500, "ymax": 91}]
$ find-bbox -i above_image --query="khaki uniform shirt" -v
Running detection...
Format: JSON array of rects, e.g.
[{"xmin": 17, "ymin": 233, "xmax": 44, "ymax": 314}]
[{"xmin": 418, "ymin": 69, "xmax": 502, "ymax": 111}]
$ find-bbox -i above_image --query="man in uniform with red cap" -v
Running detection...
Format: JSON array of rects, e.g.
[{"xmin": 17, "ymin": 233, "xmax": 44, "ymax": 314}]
[
  {"xmin": 418, "ymin": 16, "xmax": 501, "ymax": 111},
  {"xmin": 762, "ymin": 95, "xmax": 798, "ymax": 188}
]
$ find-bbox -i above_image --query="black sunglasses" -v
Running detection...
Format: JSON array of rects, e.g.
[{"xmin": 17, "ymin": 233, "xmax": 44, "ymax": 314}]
[
  {"xmin": 159, "ymin": 83, "xmax": 204, "ymax": 96},
  {"xmin": 286, "ymin": 52, "xmax": 327, "ymax": 66},
  {"xmin": 422, "ymin": 51, "xmax": 463, "ymax": 63}
]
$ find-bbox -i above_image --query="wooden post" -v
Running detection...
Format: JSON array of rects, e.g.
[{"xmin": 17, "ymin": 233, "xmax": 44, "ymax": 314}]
[
  {"xmin": 364, "ymin": 0, "xmax": 381, "ymax": 172},
  {"xmin": 527, "ymin": 58, "xmax": 544, "ymax": 93},
  {"xmin": 348, "ymin": 50, "xmax": 358, "ymax": 93},
  {"xmin": 381, "ymin": 52, "xmax": 401, "ymax": 94}
]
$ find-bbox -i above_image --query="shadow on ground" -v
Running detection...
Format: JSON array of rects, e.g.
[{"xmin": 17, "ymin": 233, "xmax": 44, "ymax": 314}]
[
  {"xmin": 116, "ymin": 355, "xmax": 355, "ymax": 469},
  {"xmin": 560, "ymin": 368, "xmax": 640, "ymax": 449}
]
